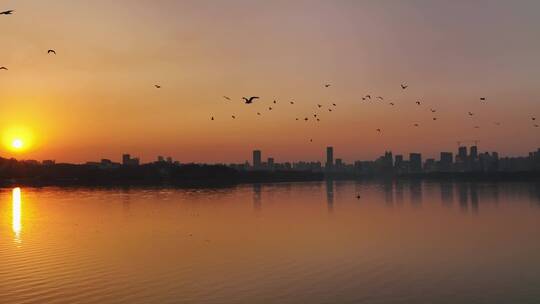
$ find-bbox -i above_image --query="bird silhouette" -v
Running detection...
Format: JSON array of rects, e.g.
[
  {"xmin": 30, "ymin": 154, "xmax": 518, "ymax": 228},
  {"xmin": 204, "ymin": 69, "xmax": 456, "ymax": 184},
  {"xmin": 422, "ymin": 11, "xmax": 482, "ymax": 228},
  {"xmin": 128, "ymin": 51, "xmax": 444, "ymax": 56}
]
[
  {"xmin": 389, "ymin": 102, "xmax": 395, "ymax": 106},
  {"xmin": 268, "ymin": 107, "xmax": 272, "ymax": 110},
  {"xmin": 534, "ymin": 124, "xmax": 539, "ymax": 128},
  {"xmin": 211, "ymin": 116, "xmax": 214, "ymax": 121},
  {"xmin": 316, "ymin": 118, "xmax": 320, "ymax": 121},
  {"xmin": 47, "ymin": 49, "xmax": 56, "ymax": 55},
  {"xmin": 332, "ymin": 103, "xmax": 336, "ymax": 106},
  {"xmin": 223, "ymin": 96, "xmax": 231, "ymax": 101},
  {"xmin": 324, "ymin": 84, "xmax": 331, "ymax": 88},
  {"xmin": 317, "ymin": 104, "xmax": 322, "ymax": 108},
  {"xmin": 416, "ymin": 101, "xmax": 421, "ymax": 105},
  {"xmin": 290, "ymin": 101, "xmax": 295, "ymax": 105},
  {"xmin": 328, "ymin": 109, "xmax": 333, "ymax": 112},
  {"xmin": 401, "ymin": 83, "xmax": 408, "ymax": 90},
  {"xmin": 0, "ymin": 10, "xmax": 14, "ymax": 15},
  {"xmin": 430, "ymin": 108, "xmax": 436, "ymax": 113},
  {"xmin": 413, "ymin": 123, "xmax": 419, "ymax": 127},
  {"xmin": 243, "ymin": 96, "xmax": 259, "ymax": 104},
  {"xmin": 154, "ymin": 84, "xmax": 161, "ymax": 89},
  {"xmin": 474, "ymin": 126, "xmax": 480, "ymax": 129},
  {"xmin": 257, "ymin": 112, "xmax": 261, "ymax": 116},
  {"xmin": 273, "ymin": 100, "xmax": 277, "ymax": 104},
  {"xmin": 304, "ymin": 117, "xmax": 308, "ymax": 121},
  {"xmin": 0, "ymin": 67, "xmax": 7, "ymax": 70},
  {"xmin": 365, "ymin": 95, "xmax": 371, "ymax": 99},
  {"xmin": 532, "ymin": 117, "xmax": 536, "ymax": 121},
  {"xmin": 313, "ymin": 114, "xmax": 317, "ymax": 117},
  {"xmin": 356, "ymin": 195, "xmax": 361, "ymax": 199},
  {"xmin": 432, "ymin": 117, "xmax": 437, "ymax": 121},
  {"xmin": 376, "ymin": 128, "xmax": 382, "ymax": 133},
  {"xmin": 232, "ymin": 115, "xmax": 236, "ymax": 119},
  {"xmin": 310, "ymin": 139, "xmax": 313, "ymax": 142},
  {"xmin": 295, "ymin": 118, "xmax": 299, "ymax": 121},
  {"xmin": 468, "ymin": 112, "xmax": 474, "ymax": 116},
  {"xmin": 480, "ymin": 97, "xmax": 486, "ymax": 101},
  {"xmin": 362, "ymin": 97, "xmax": 366, "ymax": 101}
]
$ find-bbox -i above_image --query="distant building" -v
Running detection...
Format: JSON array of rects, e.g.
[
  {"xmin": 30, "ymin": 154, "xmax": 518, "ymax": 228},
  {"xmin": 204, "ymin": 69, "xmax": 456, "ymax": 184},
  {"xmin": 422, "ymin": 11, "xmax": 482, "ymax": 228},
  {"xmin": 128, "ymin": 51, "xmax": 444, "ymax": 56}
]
[
  {"xmin": 157, "ymin": 156, "xmax": 165, "ymax": 162},
  {"xmin": 335, "ymin": 158, "xmax": 343, "ymax": 169},
  {"xmin": 253, "ymin": 150, "xmax": 262, "ymax": 169},
  {"xmin": 457, "ymin": 146, "xmax": 467, "ymax": 163},
  {"xmin": 439, "ymin": 152, "xmax": 453, "ymax": 171},
  {"xmin": 470, "ymin": 146, "xmax": 478, "ymax": 161},
  {"xmin": 409, "ymin": 153, "xmax": 422, "ymax": 172},
  {"xmin": 326, "ymin": 146, "xmax": 334, "ymax": 169},
  {"xmin": 122, "ymin": 154, "xmax": 140, "ymax": 166},
  {"xmin": 42, "ymin": 160, "xmax": 56, "ymax": 166},
  {"xmin": 267, "ymin": 157, "xmax": 274, "ymax": 169},
  {"xmin": 166, "ymin": 157, "xmax": 173, "ymax": 164}
]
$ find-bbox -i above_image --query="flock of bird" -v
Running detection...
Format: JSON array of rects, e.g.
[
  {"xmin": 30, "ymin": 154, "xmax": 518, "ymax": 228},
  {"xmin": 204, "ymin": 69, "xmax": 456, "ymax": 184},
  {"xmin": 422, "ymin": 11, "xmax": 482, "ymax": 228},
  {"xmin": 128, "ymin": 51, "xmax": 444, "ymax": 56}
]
[
  {"xmin": 1, "ymin": 9, "xmax": 538, "ymax": 134},
  {"xmin": 210, "ymin": 82, "xmax": 539, "ymax": 133}
]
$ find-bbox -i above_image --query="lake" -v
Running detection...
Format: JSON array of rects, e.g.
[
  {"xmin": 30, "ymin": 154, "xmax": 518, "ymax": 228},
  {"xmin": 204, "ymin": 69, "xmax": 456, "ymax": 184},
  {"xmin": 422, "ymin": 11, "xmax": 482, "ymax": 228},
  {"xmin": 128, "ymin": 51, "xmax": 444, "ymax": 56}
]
[{"xmin": 1, "ymin": 181, "xmax": 540, "ymax": 303}]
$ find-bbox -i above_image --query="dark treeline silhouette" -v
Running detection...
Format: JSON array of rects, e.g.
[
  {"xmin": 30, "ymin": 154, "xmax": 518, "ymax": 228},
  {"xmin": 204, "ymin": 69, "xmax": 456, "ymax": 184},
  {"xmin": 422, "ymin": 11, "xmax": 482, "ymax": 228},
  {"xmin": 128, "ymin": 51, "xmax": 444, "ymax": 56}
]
[{"xmin": 0, "ymin": 157, "xmax": 323, "ymax": 187}]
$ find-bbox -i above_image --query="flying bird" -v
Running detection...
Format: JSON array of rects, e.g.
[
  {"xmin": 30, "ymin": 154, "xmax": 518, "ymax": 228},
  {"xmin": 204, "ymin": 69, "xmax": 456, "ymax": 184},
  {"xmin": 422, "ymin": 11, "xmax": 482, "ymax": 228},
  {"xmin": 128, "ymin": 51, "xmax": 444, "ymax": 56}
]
[
  {"xmin": 290, "ymin": 101, "xmax": 295, "ymax": 105},
  {"xmin": 328, "ymin": 109, "xmax": 333, "ymax": 112},
  {"xmin": 223, "ymin": 96, "xmax": 231, "ymax": 101},
  {"xmin": 273, "ymin": 100, "xmax": 277, "ymax": 104},
  {"xmin": 316, "ymin": 118, "xmax": 320, "ymax": 121},
  {"xmin": 532, "ymin": 117, "xmax": 536, "ymax": 121},
  {"xmin": 365, "ymin": 95, "xmax": 371, "ymax": 99},
  {"xmin": 310, "ymin": 139, "xmax": 313, "ymax": 142},
  {"xmin": 430, "ymin": 109, "xmax": 436, "ymax": 113},
  {"xmin": 432, "ymin": 117, "xmax": 437, "ymax": 121},
  {"xmin": 416, "ymin": 101, "xmax": 421, "ymax": 105},
  {"xmin": 211, "ymin": 116, "xmax": 214, "ymax": 121},
  {"xmin": 324, "ymin": 84, "xmax": 331, "ymax": 88},
  {"xmin": 356, "ymin": 195, "xmax": 361, "ymax": 199},
  {"xmin": 389, "ymin": 102, "xmax": 395, "ymax": 106},
  {"xmin": 304, "ymin": 117, "xmax": 309, "ymax": 121},
  {"xmin": 154, "ymin": 84, "xmax": 161, "ymax": 89},
  {"xmin": 47, "ymin": 49, "xmax": 56, "ymax": 55},
  {"xmin": 376, "ymin": 128, "xmax": 382, "ymax": 133},
  {"xmin": 317, "ymin": 104, "xmax": 322, "ymax": 108},
  {"xmin": 243, "ymin": 96, "xmax": 259, "ymax": 104},
  {"xmin": 480, "ymin": 97, "xmax": 486, "ymax": 101},
  {"xmin": 468, "ymin": 112, "xmax": 474, "ymax": 116},
  {"xmin": 0, "ymin": 10, "xmax": 14, "ymax": 15},
  {"xmin": 0, "ymin": 66, "xmax": 7, "ymax": 70},
  {"xmin": 257, "ymin": 112, "xmax": 261, "ymax": 116},
  {"xmin": 474, "ymin": 126, "xmax": 480, "ymax": 129},
  {"xmin": 332, "ymin": 103, "xmax": 336, "ymax": 106},
  {"xmin": 313, "ymin": 114, "xmax": 317, "ymax": 117},
  {"xmin": 401, "ymin": 83, "xmax": 408, "ymax": 90},
  {"xmin": 268, "ymin": 107, "xmax": 272, "ymax": 110},
  {"xmin": 231, "ymin": 115, "xmax": 236, "ymax": 119},
  {"xmin": 534, "ymin": 124, "xmax": 539, "ymax": 128},
  {"xmin": 295, "ymin": 118, "xmax": 299, "ymax": 121},
  {"xmin": 413, "ymin": 123, "xmax": 419, "ymax": 127}
]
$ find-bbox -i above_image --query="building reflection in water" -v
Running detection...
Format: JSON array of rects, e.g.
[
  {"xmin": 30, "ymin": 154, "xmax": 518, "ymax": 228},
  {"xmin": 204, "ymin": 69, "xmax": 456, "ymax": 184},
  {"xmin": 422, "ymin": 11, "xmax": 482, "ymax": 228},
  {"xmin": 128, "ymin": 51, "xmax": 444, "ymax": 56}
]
[
  {"xmin": 12, "ymin": 187, "xmax": 22, "ymax": 243},
  {"xmin": 409, "ymin": 180, "xmax": 422, "ymax": 206},
  {"xmin": 440, "ymin": 182, "xmax": 454, "ymax": 207},
  {"xmin": 252, "ymin": 183, "xmax": 262, "ymax": 211},
  {"xmin": 326, "ymin": 180, "xmax": 334, "ymax": 213},
  {"xmin": 458, "ymin": 183, "xmax": 468, "ymax": 212},
  {"xmin": 394, "ymin": 181, "xmax": 404, "ymax": 205},
  {"xmin": 384, "ymin": 180, "xmax": 394, "ymax": 206},
  {"xmin": 470, "ymin": 183, "xmax": 479, "ymax": 214}
]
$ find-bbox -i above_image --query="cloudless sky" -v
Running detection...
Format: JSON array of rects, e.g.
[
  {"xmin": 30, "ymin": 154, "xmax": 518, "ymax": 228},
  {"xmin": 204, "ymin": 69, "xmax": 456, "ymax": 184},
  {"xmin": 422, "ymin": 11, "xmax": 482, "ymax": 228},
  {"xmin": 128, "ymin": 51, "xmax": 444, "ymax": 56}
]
[{"xmin": 1, "ymin": 0, "xmax": 539, "ymax": 163}]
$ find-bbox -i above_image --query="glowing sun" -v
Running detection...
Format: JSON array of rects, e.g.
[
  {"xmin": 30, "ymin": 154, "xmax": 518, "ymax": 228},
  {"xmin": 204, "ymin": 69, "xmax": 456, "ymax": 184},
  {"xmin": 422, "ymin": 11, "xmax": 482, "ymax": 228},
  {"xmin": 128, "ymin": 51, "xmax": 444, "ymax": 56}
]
[{"xmin": 12, "ymin": 139, "xmax": 24, "ymax": 150}]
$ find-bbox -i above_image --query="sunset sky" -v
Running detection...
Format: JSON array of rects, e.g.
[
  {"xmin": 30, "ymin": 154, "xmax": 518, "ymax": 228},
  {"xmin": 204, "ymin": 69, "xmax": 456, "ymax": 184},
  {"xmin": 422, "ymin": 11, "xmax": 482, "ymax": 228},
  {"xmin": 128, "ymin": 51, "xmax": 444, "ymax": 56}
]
[{"xmin": 1, "ymin": 0, "xmax": 539, "ymax": 164}]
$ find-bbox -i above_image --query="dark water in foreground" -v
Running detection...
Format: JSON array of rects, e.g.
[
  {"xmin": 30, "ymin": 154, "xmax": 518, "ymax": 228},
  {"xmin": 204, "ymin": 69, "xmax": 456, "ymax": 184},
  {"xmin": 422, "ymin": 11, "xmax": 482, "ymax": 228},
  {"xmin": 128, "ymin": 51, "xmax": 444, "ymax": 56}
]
[{"xmin": 1, "ymin": 181, "xmax": 540, "ymax": 304}]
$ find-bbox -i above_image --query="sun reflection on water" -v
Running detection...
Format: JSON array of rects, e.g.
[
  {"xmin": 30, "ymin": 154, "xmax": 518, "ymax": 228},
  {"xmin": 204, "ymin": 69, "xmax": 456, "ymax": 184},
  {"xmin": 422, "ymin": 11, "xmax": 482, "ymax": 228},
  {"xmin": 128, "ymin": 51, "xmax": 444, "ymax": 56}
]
[{"xmin": 12, "ymin": 187, "xmax": 22, "ymax": 243}]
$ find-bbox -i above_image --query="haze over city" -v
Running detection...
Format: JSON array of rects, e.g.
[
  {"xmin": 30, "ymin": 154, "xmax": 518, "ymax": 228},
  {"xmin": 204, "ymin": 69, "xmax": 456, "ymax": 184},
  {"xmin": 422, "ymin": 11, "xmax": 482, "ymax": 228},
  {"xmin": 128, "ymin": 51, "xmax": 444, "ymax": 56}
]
[{"xmin": 1, "ymin": 0, "xmax": 539, "ymax": 164}]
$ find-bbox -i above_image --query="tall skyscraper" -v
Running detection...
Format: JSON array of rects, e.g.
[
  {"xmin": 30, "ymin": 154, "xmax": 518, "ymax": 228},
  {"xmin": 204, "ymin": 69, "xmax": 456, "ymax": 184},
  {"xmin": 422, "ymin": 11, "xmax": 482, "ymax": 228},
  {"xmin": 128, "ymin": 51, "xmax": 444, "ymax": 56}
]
[
  {"xmin": 253, "ymin": 150, "xmax": 262, "ymax": 168},
  {"xmin": 410, "ymin": 153, "xmax": 422, "ymax": 172},
  {"xmin": 458, "ymin": 146, "xmax": 467, "ymax": 163},
  {"xmin": 470, "ymin": 146, "xmax": 478, "ymax": 161},
  {"xmin": 267, "ymin": 157, "xmax": 274, "ymax": 169},
  {"xmin": 326, "ymin": 146, "xmax": 334, "ymax": 169}
]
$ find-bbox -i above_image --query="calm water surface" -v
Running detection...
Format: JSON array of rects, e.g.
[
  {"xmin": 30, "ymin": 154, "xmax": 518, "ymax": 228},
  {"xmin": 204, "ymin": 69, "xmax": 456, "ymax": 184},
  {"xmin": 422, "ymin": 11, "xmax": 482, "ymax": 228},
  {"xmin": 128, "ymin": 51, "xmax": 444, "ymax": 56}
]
[{"xmin": 1, "ymin": 181, "xmax": 540, "ymax": 304}]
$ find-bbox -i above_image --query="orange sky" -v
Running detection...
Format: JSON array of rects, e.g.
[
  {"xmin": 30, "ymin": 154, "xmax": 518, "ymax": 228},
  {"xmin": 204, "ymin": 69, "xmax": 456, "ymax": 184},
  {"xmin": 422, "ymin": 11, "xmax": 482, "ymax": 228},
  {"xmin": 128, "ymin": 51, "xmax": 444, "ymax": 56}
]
[{"xmin": 1, "ymin": 0, "xmax": 539, "ymax": 164}]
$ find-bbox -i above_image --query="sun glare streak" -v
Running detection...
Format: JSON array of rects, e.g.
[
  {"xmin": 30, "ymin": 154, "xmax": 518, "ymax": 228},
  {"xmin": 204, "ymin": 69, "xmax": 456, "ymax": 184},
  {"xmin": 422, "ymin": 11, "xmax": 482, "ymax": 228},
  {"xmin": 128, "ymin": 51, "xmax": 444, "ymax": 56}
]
[{"xmin": 12, "ymin": 187, "xmax": 22, "ymax": 243}]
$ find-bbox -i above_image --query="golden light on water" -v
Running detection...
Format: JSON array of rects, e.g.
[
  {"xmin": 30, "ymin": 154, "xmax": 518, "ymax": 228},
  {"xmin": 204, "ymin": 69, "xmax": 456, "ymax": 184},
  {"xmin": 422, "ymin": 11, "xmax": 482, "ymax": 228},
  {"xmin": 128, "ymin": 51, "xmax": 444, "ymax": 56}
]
[{"xmin": 12, "ymin": 188, "xmax": 22, "ymax": 243}]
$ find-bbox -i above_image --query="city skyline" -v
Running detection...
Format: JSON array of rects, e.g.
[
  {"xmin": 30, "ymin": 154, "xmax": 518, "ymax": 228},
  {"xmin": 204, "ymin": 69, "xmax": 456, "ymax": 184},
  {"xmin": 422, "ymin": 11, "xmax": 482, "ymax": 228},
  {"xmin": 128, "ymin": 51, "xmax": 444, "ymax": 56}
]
[{"xmin": 1, "ymin": 0, "xmax": 539, "ymax": 163}]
